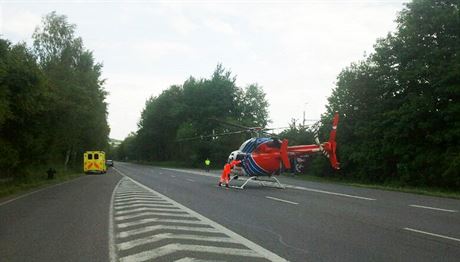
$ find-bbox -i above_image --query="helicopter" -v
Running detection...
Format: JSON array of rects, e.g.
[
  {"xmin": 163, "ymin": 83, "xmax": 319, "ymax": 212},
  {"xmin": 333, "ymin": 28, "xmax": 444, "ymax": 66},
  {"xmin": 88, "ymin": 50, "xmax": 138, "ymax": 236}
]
[
  {"xmin": 177, "ymin": 112, "xmax": 340, "ymax": 189},
  {"xmin": 225, "ymin": 112, "xmax": 340, "ymax": 189}
]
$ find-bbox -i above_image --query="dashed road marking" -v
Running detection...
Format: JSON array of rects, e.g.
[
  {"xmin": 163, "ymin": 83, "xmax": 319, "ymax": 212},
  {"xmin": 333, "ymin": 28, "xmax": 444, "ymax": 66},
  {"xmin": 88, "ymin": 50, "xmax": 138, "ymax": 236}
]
[
  {"xmin": 265, "ymin": 196, "xmax": 299, "ymax": 205},
  {"xmin": 163, "ymin": 168, "xmax": 376, "ymax": 200},
  {"xmin": 404, "ymin": 227, "xmax": 460, "ymax": 242},
  {"xmin": 409, "ymin": 204, "xmax": 457, "ymax": 213},
  {"xmin": 110, "ymin": 172, "xmax": 286, "ymax": 261},
  {"xmin": 283, "ymin": 184, "xmax": 376, "ymax": 200}
]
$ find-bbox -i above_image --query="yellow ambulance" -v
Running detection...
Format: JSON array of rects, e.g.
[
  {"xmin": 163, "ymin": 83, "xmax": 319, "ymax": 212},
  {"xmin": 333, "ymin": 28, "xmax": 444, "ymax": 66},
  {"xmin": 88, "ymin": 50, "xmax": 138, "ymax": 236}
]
[{"xmin": 83, "ymin": 151, "xmax": 107, "ymax": 174}]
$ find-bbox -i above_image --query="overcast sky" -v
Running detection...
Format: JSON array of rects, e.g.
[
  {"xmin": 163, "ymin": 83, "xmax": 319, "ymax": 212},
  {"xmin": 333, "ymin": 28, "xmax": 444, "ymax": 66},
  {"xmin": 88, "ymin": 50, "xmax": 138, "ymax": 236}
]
[{"xmin": 1, "ymin": 0, "xmax": 408, "ymax": 140}]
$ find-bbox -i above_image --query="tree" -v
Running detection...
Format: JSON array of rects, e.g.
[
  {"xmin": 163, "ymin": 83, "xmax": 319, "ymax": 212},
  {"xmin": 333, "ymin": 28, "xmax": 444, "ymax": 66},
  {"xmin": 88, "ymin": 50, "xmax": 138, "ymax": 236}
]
[
  {"xmin": 0, "ymin": 39, "xmax": 49, "ymax": 176},
  {"xmin": 119, "ymin": 64, "xmax": 270, "ymax": 167},
  {"xmin": 32, "ymin": 12, "xmax": 109, "ymax": 168},
  {"xmin": 324, "ymin": 0, "xmax": 460, "ymax": 188}
]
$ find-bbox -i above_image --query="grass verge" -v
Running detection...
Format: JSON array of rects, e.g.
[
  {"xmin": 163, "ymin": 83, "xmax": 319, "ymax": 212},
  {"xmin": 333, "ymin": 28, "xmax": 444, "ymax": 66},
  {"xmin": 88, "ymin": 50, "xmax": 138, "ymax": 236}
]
[
  {"xmin": 284, "ymin": 173, "xmax": 460, "ymax": 199},
  {"xmin": 0, "ymin": 167, "xmax": 83, "ymax": 199}
]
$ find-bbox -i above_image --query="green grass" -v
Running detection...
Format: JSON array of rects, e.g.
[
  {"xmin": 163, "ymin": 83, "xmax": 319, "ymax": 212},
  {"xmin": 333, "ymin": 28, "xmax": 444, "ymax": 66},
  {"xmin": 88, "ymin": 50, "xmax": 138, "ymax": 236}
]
[
  {"xmin": 0, "ymin": 167, "xmax": 83, "ymax": 199},
  {"xmin": 284, "ymin": 173, "xmax": 460, "ymax": 199}
]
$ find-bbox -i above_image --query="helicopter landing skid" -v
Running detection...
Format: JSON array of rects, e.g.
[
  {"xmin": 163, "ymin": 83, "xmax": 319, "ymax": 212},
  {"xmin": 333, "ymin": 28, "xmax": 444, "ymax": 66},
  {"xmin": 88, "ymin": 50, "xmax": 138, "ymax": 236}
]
[{"xmin": 230, "ymin": 176, "xmax": 285, "ymax": 190}]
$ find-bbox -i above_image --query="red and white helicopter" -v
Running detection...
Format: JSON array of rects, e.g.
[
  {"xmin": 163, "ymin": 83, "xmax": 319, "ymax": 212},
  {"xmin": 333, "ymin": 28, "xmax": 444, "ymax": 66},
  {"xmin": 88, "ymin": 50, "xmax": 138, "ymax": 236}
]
[{"xmin": 226, "ymin": 112, "xmax": 340, "ymax": 189}]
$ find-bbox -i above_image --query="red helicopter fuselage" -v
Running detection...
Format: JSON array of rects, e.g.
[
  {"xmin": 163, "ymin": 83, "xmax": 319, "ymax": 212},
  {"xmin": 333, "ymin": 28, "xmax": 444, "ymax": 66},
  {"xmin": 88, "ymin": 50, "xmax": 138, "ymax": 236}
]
[{"xmin": 229, "ymin": 113, "xmax": 340, "ymax": 177}]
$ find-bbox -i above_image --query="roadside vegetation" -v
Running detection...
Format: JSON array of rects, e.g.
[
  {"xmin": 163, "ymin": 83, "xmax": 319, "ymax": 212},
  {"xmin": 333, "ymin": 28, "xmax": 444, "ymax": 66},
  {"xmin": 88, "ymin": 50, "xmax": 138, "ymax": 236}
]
[
  {"xmin": 0, "ymin": 12, "xmax": 109, "ymax": 194},
  {"xmin": 116, "ymin": 0, "xmax": 459, "ymax": 192},
  {"xmin": 0, "ymin": 166, "xmax": 82, "ymax": 198}
]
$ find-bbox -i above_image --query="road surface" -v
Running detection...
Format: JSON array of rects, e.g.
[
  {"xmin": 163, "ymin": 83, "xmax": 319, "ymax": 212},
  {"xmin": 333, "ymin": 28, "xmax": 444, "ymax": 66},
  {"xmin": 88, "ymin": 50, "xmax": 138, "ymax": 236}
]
[{"xmin": 1, "ymin": 161, "xmax": 459, "ymax": 261}]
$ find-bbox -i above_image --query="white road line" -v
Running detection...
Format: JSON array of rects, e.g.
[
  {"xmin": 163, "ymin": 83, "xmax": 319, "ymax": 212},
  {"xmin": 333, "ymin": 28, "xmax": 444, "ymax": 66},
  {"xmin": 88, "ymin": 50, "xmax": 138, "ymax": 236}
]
[
  {"xmin": 116, "ymin": 193, "xmax": 159, "ymax": 198},
  {"xmin": 117, "ymin": 233, "xmax": 238, "ymax": 251},
  {"xmin": 0, "ymin": 176, "xmax": 85, "ymax": 207},
  {"xmin": 409, "ymin": 204, "xmax": 458, "ymax": 213},
  {"xmin": 403, "ymin": 227, "xmax": 460, "ymax": 242},
  {"xmin": 162, "ymin": 168, "xmax": 375, "ymax": 201},
  {"xmin": 114, "ymin": 200, "xmax": 172, "ymax": 206},
  {"xmin": 116, "ymin": 207, "xmax": 184, "ymax": 215},
  {"xmin": 119, "ymin": 244, "xmax": 262, "ymax": 262},
  {"xmin": 174, "ymin": 257, "xmax": 214, "ymax": 262},
  {"xmin": 108, "ymin": 179, "xmax": 121, "ymax": 262},
  {"xmin": 115, "ymin": 211, "xmax": 192, "ymax": 221},
  {"xmin": 115, "ymin": 204, "xmax": 179, "ymax": 210},
  {"xmin": 265, "ymin": 196, "xmax": 299, "ymax": 205},
  {"xmin": 186, "ymin": 178, "xmax": 195, "ymax": 182},
  {"xmin": 115, "ymin": 196, "xmax": 162, "ymax": 201},
  {"xmin": 113, "ymin": 167, "xmax": 287, "ymax": 261},
  {"xmin": 117, "ymin": 225, "xmax": 219, "ymax": 238},
  {"xmin": 285, "ymin": 185, "xmax": 376, "ymax": 201},
  {"xmin": 117, "ymin": 218, "xmax": 206, "ymax": 229},
  {"xmin": 114, "ymin": 199, "xmax": 169, "ymax": 205},
  {"xmin": 116, "ymin": 191, "xmax": 150, "ymax": 195}
]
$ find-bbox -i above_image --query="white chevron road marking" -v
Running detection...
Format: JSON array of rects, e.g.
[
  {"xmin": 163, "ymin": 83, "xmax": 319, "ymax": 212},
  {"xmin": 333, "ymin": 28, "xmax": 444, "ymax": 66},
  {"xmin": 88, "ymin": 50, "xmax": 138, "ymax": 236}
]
[
  {"xmin": 111, "ymin": 168, "xmax": 287, "ymax": 261},
  {"xmin": 115, "ymin": 211, "xmax": 192, "ymax": 221},
  {"xmin": 117, "ymin": 225, "xmax": 219, "ymax": 239},
  {"xmin": 117, "ymin": 232, "xmax": 238, "ymax": 251},
  {"xmin": 115, "ymin": 207, "xmax": 183, "ymax": 215},
  {"xmin": 119, "ymin": 244, "xmax": 262, "ymax": 262},
  {"xmin": 117, "ymin": 217, "xmax": 206, "ymax": 229}
]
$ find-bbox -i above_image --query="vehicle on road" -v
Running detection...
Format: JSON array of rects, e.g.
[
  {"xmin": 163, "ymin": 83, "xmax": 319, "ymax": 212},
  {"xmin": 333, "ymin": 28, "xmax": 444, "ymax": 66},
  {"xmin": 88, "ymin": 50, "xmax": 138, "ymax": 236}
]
[
  {"xmin": 106, "ymin": 159, "xmax": 114, "ymax": 167},
  {"xmin": 84, "ymin": 151, "xmax": 107, "ymax": 174}
]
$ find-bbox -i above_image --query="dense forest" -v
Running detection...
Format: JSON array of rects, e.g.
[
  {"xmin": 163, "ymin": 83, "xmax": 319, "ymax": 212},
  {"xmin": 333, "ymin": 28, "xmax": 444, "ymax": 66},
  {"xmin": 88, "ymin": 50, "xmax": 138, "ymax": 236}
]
[
  {"xmin": 0, "ymin": 12, "xmax": 109, "ymax": 177},
  {"xmin": 117, "ymin": 0, "xmax": 459, "ymax": 189},
  {"xmin": 115, "ymin": 65, "xmax": 270, "ymax": 167},
  {"xmin": 321, "ymin": 0, "xmax": 460, "ymax": 189}
]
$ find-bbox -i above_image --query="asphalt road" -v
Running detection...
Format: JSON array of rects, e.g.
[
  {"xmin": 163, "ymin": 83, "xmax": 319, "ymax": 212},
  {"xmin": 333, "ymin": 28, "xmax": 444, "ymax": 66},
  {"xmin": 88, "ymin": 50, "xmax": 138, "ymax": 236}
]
[
  {"xmin": 113, "ymin": 162, "xmax": 460, "ymax": 262},
  {"xmin": 1, "ymin": 162, "xmax": 459, "ymax": 261},
  {"xmin": 0, "ymin": 170, "xmax": 121, "ymax": 262}
]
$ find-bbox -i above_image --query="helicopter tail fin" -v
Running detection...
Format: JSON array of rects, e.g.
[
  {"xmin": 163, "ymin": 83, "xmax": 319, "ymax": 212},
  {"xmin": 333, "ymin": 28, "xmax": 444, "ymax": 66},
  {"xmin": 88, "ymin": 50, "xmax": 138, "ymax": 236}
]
[
  {"xmin": 280, "ymin": 139, "xmax": 291, "ymax": 169},
  {"xmin": 322, "ymin": 112, "xmax": 340, "ymax": 170}
]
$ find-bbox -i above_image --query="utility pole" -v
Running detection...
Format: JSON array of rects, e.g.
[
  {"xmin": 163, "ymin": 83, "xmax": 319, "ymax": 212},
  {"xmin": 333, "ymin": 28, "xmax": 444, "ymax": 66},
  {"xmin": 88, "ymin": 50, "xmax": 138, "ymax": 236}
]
[
  {"xmin": 302, "ymin": 102, "xmax": 308, "ymax": 128},
  {"xmin": 303, "ymin": 111, "xmax": 305, "ymax": 127}
]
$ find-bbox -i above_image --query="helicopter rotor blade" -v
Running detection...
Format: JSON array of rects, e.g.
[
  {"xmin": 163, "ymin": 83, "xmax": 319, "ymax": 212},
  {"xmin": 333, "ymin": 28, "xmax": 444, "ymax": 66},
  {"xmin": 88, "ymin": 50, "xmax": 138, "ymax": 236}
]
[
  {"xmin": 176, "ymin": 130, "xmax": 248, "ymax": 142},
  {"xmin": 208, "ymin": 118, "xmax": 253, "ymax": 131}
]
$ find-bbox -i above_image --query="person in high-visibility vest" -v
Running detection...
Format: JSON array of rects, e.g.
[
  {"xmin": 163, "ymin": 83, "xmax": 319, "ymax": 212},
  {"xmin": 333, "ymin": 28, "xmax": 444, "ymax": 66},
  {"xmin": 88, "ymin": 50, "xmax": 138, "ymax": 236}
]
[
  {"xmin": 218, "ymin": 160, "xmax": 241, "ymax": 188},
  {"xmin": 204, "ymin": 158, "xmax": 211, "ymax": 172}
]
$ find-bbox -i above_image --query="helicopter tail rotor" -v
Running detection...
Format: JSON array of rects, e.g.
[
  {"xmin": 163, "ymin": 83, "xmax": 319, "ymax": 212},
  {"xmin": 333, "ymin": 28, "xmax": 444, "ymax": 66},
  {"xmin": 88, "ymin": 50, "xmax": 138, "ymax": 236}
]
[
  {"xmin": 312, "ymin": 112, "xmax": 340, "ymax": 170},
  {"xmin": 280, "ymin": 139, "xmax": 291, "ymax": 169},
  {"xmin": 323, "ymin": 112, "xmax": 340, "ymax": 169}
]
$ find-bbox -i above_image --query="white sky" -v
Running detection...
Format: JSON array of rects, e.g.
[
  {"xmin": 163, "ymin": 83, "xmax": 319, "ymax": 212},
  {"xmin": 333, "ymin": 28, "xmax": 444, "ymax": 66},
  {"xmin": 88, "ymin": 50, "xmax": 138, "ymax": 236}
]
[{"xmin": 0, "ymin": 0, "xmax": 408, "ymax": 140}]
